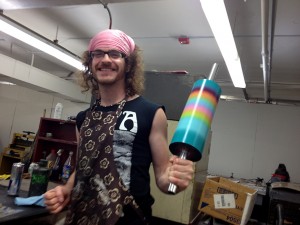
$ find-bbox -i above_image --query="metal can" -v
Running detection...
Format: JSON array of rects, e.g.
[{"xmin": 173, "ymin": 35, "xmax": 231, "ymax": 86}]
[{"xmin": 7, "ymin": 162, "xmax": 24, "ymax": 196}]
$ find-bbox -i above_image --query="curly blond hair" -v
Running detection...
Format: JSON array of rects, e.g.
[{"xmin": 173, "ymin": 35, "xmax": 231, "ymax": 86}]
[{"xmin": 76, "ymin": 46, "xmax": 145, "ymax": 98}]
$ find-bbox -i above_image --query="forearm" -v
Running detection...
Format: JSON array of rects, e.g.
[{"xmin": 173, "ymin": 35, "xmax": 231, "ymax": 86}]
[
  {"xmin": 149, "ymin": 109, "xmax": 194, "ymax": 194},
  {"xmin": 64, "ymin": 171, "xmax": 75, "ymax": 191}
]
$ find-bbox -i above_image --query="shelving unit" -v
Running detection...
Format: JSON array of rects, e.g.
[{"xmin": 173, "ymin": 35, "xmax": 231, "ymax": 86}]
[
  {"xmin": 0, "ymin": 132, "xmax": 35, "ymax": 174},
  {"xmin": 32, "ymin": 117, "xmax": 77, "ymax": 166},
  {"xmin": 0, "ymin": 154, "xmax": 22, "ymax": 174}
]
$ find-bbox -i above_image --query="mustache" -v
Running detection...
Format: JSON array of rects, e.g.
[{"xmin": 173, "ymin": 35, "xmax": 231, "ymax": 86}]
[{"xmin": 97, "ymin": 61, "xmax": 113, "ymax": 69}]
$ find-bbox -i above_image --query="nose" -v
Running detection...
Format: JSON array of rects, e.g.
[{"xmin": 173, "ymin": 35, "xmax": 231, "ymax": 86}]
[{"xmin": 101, "ymin": 53, "xmax": 111, "ymax": 61}]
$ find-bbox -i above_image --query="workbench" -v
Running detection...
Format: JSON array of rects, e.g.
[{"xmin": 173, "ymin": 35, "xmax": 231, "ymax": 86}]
[{"xmin": 0, "ymin": 179, "xmax": 65, "ymax": 225}]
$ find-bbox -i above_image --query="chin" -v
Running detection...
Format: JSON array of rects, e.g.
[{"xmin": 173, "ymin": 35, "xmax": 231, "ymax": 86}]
[
  {"xmin": 99, "ymin": 77, "xmax": 118, "ymax": 85},
  {"xmin": 94, "ymin": 72, "xmax": 124, "ymax": 85},
  {"xmin": 94, "ymin": 74, "xmax": 114, "ymax": 82}
]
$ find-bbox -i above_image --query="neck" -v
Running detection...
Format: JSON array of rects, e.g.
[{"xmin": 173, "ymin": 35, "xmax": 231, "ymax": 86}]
[
  {"xmin": 98, "ymin": 86, "xmax": 127, "ymax": 107},
  {"xmin": 100, "ymin": 96, "xmax": 126, "ymax": 107}
]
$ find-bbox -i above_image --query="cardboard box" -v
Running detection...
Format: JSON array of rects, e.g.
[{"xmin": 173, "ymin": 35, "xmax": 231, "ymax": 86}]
[{"xmin": 198, "ymin": 176, "xmax": 257, "ymax": 225}]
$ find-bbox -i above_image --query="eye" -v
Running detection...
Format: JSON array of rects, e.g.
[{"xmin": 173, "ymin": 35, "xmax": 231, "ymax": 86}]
[
  {"xmin": 108, "ymin": 51, "xmax": 123, "ymax": 59},
  {"xmin": 90, "ymin": 50, "xmax": 125, "ymax": 60},
  {"xmin": 91, "ymin": 51, "xmax": 105, "ymax": 58}
]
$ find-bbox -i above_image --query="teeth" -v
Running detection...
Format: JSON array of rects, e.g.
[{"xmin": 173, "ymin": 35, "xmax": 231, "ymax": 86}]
[{"xmin": 100, "ymin": 68, "xmax": 112, "ymax": 71}]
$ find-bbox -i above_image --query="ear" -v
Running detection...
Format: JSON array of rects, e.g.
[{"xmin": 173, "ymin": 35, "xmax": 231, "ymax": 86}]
[{"xmin": 126, "ymin": 66, "xmax": 130, "ymax": 72}]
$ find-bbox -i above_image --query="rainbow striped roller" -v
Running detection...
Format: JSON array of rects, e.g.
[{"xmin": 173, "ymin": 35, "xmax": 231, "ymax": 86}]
[{"xmin": 169, "ymin": 79, "xmax": 221, "ymax": 162}]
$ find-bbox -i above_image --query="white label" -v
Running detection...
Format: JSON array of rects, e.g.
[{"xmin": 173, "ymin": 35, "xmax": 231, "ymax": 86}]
[{"xmin": 213, "ymin": 194, "xmax": 236, "ymax": 209}]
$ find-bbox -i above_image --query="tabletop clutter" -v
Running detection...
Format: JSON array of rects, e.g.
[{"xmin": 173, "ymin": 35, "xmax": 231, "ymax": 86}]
[{"xmin": 3, "ymin": 147, "xmax": 75, "ymax": 208}]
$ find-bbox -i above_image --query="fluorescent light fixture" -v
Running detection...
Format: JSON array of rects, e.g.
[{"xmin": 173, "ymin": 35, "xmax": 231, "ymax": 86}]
[
  {"xmin": 0, "ymin": 15, "xmax": 84, "ymax": 71},
  {"xmin": 220, "ymin": 95, "xmax": 244, "ymax": 101},
  {"xmin": 200, "ymin": 0, "xmax": 246, "ymax": 88},
  {"xmin": 0, "ymin": 81, "xmax": 16, "ymax": 85}
]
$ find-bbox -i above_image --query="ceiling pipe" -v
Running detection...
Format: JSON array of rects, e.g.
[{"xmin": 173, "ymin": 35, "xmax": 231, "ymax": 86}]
[
  {"xmin": 242, "ymin": 89, "xmax": 249, "ymax": 101},
  {"xmin": 267, "ymin": 0, "xmax": 278, "ymax": 97},
  {"xmin": 261, "ymin": 0, "xmax": 270, "ymax": 103}
]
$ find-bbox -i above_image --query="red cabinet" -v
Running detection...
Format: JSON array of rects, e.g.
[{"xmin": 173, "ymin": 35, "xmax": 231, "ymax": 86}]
[{"xmin": 32, "ymin": 117, "xmax": 77, "ymax": 165}]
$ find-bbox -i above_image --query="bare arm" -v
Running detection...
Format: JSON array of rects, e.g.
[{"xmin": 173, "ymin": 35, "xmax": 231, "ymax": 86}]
[{"xmin": 149, "ymin": 108, "xmax": 194, "ymax": 194}]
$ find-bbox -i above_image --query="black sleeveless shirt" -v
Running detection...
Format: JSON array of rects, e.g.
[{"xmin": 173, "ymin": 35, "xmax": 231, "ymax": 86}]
[{"xmin": 76, "ymin": 96, "xmax": 165, "ymax": 222}]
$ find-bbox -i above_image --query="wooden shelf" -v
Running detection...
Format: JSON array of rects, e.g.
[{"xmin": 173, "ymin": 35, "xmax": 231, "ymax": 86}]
[
  {"xmin": 0, "ymin": 132, "xmax": 35, "ymax": 175},
  {"xmin": 0, "ymin": 153, "xmax": 22, "ymax": 174},
  {"xmin": 1, "ymin": 153, "xmax": 22, "ymax": 160},
  {"xmin": 32, "ymin": 117, "xmax": 78, "ymax": 166},
  {"xmin": 37, "ymin": 137, "xmax": 77, "ymax": 146}
]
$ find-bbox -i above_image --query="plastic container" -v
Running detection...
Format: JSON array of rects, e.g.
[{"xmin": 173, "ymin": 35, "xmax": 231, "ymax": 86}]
[
  {"xmin": 61, "ymin": 151, "xmax": 74, "ymax": 183},
  {"xmin": 49, "ymin": 149, "xmax": 63, "ymax": 182},
  {"xmin": 53, "ymin": 102, "xmax": 63, "ymax": 119},
  {"xmin": 46, "ymin": 149, "xmax": 57, "ymax": 169}
]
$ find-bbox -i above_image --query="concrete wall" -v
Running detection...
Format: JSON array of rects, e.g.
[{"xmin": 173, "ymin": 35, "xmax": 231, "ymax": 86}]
[
  {"xmin": 209, "ymin": 100, "xmax": 300, "ymax": 183},
  {"xmin": 0, "ymin": 83, "xmax": 89, "ymax": 151}
]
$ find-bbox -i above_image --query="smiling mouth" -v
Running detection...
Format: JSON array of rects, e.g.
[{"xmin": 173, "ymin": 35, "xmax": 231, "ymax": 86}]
[{"xmin": 98, "ymin": 68, "xmax": 116, "ymax": 72}]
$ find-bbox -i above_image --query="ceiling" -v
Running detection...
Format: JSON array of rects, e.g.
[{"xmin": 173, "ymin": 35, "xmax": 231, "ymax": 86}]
[{"xmin": 0, "ymin": 0, "xmax": 300, "ymax": 120}]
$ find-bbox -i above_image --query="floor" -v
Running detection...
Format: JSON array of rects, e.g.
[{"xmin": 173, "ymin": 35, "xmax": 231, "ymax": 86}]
[
  {"xmin": 51, "ymin": 212, "xmax": 299, "ymax": 225},
  {"xmin": 8, "ymin": 214, "xmax": 268, "ymax": 225},
  {"xmin": 52, "ymin": 215, "xmax": 188, "ymax": 225},
  {"xmin": 152, "ymin": 217, "xmax": 186, "ymax": 225},
  {"xmin": 152, "ymin": 216, "xmax": 267, "ymax": 225}
]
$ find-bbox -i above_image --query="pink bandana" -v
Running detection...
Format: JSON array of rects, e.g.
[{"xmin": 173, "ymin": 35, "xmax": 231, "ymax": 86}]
[{"xmin": 88, "ymin": 29, "xmax": 135, "ymax": 56}]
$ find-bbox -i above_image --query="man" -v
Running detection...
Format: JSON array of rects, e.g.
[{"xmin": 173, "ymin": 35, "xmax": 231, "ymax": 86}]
[{"xmin": 44, "ymin": 29, "xmax": 194, "ymax": 225}]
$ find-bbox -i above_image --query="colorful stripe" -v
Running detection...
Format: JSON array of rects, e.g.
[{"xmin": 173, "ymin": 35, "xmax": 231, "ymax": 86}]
[
  {"xmin": 180, "ymin": 86, "xmax": 219, "ymax": 126},
  {"xmin": 170, "ymin": 79, "xmax": 221, "ymax": 159}
]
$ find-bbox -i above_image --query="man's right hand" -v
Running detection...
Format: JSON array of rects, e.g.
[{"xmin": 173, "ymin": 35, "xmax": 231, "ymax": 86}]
[{"xmin": 44, "ymin": 185, "xmax": 71, "ymax": 214}]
